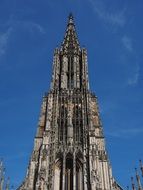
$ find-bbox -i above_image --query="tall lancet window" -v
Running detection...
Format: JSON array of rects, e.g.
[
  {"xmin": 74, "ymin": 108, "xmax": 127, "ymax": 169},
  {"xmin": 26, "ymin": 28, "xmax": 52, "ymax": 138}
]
[
  {"xmin": 65, "ymin": 154, "xmax": 73, "ymax": 190},
  {"xmin": 59, "ymin": 105, "xmax": 64, "ymax": 141},
  {"xmin": 79, "ymin": 57, "xmax": 82, "ymax": 88},
  {"xmin": 71, "ymin": 57, "xmax": 74, "ymax": 89},
  {"xmin": 67, "ymin": 56, "xmax": 74, "ymax": 89},
  {"xmin": 58, "ymin": 98, "xmax": 68, "ymax": 143},
  {"xmin": 73, "ymin": 103, "xmax": 83, "ymax": 143}
]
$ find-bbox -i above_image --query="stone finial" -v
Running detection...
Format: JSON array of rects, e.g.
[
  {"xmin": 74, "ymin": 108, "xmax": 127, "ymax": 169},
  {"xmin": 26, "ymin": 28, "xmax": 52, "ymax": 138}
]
[
  {"xmin": 5, "ymin": 177, "xmax": 10, "ymax": 190},
  {"xmin": 68, "ymin": 13, "xmax": 74, "ymax": 24},
  {"xmin": 131, "ymin": 177, "xmax": 136, "ymax": 190},
  {"xmin": 135, "ymin": 168, "xmax": 142, "ymax": 190},
  {"xmin": 139, "ymin": 160, "xmax": 143, "ymax": 177}
]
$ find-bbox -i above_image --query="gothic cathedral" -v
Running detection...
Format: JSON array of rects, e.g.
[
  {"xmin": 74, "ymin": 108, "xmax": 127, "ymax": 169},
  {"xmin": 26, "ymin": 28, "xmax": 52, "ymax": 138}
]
[{"xmin": 18, "ymin": 14, "xmax": 123, "ymax": 190}]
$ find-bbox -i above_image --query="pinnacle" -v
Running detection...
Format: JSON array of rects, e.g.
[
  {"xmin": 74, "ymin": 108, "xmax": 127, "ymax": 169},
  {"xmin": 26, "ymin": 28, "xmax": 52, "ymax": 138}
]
[
  {"xmin": 61, "ymin": 13, "xmax": 80, "ymax": 53},
  {"xmin": 68, "ymin": 13, "xmax": 74, "ymax": 25}
]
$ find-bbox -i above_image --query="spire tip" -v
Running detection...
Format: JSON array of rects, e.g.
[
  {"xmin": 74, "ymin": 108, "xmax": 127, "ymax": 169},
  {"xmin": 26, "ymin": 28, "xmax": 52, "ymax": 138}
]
[
  {"xmin": 69, "ymin": 13, "xmax": 73, "ymax": 19},
  {"xmin": 68, "ymin": 13, "xmax": 74, "ymax": 24}
]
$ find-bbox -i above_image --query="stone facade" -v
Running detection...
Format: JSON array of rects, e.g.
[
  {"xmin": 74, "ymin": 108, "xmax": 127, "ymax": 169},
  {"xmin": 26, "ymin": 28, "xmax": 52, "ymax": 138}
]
[{"xmin": 18, "ymin": 14, "xmax": 123, "ymax": 190}]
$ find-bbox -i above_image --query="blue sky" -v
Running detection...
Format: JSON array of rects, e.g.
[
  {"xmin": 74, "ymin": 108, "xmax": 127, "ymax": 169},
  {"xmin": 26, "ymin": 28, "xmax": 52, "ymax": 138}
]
[{"xmin": 0, "ymin": 0, "xmax": 143, "ymax": 189}]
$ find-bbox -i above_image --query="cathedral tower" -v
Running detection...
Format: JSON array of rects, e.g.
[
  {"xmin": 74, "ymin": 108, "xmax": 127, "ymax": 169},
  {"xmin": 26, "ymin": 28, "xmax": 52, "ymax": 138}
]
[{"xmin": 18, "ymin": 14, "xmax": 123, "ymax": 190}]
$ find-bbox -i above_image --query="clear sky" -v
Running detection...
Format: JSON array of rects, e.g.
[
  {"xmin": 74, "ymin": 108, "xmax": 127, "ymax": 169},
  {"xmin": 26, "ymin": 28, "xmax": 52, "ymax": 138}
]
[{"xmin": 0, "ymin": 0, "xmax": 143, "ymax": 189}]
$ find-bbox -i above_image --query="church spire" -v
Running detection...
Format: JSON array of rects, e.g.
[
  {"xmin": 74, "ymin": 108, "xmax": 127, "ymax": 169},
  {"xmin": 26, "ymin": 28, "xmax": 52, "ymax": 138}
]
[
  {"xmin": 61, "ymin": 13, "xmax": 80, "ymax": 54},
  {"xmin": 135, "ymin": 168, "xmax": 142, "ymax": 190},
  {"xmin": 18, "ymin": 14, "xmax": 124, "ymax": 190},
  {"xmin": 139, "ymin": 160, "xmax": 143, "ymax": 177},
  {"xmin": 51, "ymin": 14, "xmax": 89, "ymax": 90},
  {"xmin": 131, "ymin": 177, "xmax": 136, "ymax": 190},
  {"xmin": 0, "ymin": 160, "xmax": 4, "ymax": 190}
]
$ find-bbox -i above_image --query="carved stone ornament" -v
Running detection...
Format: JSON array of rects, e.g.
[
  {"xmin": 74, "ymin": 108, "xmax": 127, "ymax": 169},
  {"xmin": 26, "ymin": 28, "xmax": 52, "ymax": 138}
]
[
  {"xmin": 32, "ymin": 151, "xmax": 38, "ymax": 161},
  {"xmin": 91, "ymin": 169, "xmax": 101, "ymax": 184},
  {"xmin": 42, "ymin": 147, "xmax": 48, "ymax": 160},
  {"xmin": 39, "ymin": 168, "xmax": 46, "ymax": 180}
]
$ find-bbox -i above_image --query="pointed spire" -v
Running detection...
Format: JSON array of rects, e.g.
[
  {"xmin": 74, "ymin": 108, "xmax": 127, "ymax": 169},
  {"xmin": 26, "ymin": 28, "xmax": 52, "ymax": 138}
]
[
  {"xmin": 61, "ymin": 13, "xmax": 80, "ymax": 54},
  {"xmin": 5, "ymin": 177, "xmax": 10, "ymax": 190},
  {"xmin": 0, "ymin": 160, "xmax": 4, "ymax": 190},
  {"xmin": 140, "ymin": 160, "xmax": 143, "ymax": 177},
  {"xmin": 135, "ymin": 168, "xmax": 142, "ymax": 190},
  {"xmin": 131, "ymin": 177, "xmax": 136, "ymax": 190},
  {"xmin": 0, "ymin": 160, "xmax": 2, "ymax": 177}
]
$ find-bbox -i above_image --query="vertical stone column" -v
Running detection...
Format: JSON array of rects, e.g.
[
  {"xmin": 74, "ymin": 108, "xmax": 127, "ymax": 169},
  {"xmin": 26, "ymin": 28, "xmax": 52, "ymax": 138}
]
[
  {"xmin": 79, "ymin": 168, "xmax": 83, "ymax": 190},
  {"xmin": 54, "ymin": 166, "xmax": 60, "ymax": 190},
  {"xmin": 67, "ymin": 169, "xmax": 70, "ymax": 190},
  {"xmin": 75, "ymin": 56, "xmax": 80, "ymax": 88},
  {"xmin": 108, "ymin": 163, "xmax": 112, "ymax": 189},
  {"xmin": 50, "ymin": 48, "xmax": 60, "ymax": 90},
  {"xmin": 81, "ymin": 49, "xmax": 89, "ymax": 90},
  {"xmin": 73, "ymin": 152, "xmax": 76, "ymax": 190},
  {"xmin": 105, "ymin": 161, "xmax": 110, "ymax": 189},
  {"xmin": 81, "ymin": 94, "xmax": 88, "ymax": 190},
  {"xmin": 45, "ymin": 93, "xmax": 53, "ymax": 130},
  {"xmin": 61, "ymin": 56, "xmax": 68, "ymax": 89},
  {"xmin": 74, "ymin": 56, "xmax": 76, "ymax": 88},
  {"xmin": 62, "ymin": 153, "xmax": 66, "ymax": 190},
  {"xmin": 100, "ymin": 161, "xmax": 104, "ymax": 190},
  {"xmin": 83, "ymin": 153, "xmax": 88, "ymax": 190},
  {"xmin": 103, "ymin": 161, "xmax": 107, "ymax": 189}
]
